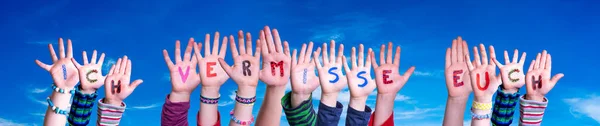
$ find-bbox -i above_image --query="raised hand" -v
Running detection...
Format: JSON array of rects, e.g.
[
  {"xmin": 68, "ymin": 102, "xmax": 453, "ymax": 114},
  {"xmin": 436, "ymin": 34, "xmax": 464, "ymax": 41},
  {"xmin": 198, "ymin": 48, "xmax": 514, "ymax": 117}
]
[
  {"xmin": 344, "ymin": 44, "xmax": 376, "ymax": 99},
  {"xmin": 258, "ymin": 27, "xmax": 292, "ymax": 86},
  {"xmin": 444, "ymin": 37, "xmax": 472, "ymax": 98},
  {"xmin": 466, "ymin": 44, "xmax": 502, "ymax": 102},
  {"xmin": 524, "ymin": 50, "xmax": 564, "ymax": 101},
  {"xmin": 290, "ymin": 42, "xmax": 320, "ymax": 107},
  {"xmin": 103, "ymin": 56, "xmax": 143, "ymax": 105},
  {"xmin": 371, "ymin": 42, "xmax": 415, "ymax": 95},
  {"xmin": 195, "ymin": 32, "xmax": 230, "ymax": 88},
  {"xmin": 314, "ymin": 40, "xmax": 346, "ymax": 106},
  {"xmin": 163, "ymin": 38, "xmax": 202, "ymax": 102},
  {"xmin": 35, "ymin": 38, "xmax": 79, "ymax": 89},
  {"xmin": 218, "ymin": 31, "xmax": 261, "ymax": 87},
  {"xmin": 71, "ymin": 50, "xmax": 106, "ymax": 93},
  {"xmin": 492, "ymin": 48, "xmax": 527, "ymax": 93}
]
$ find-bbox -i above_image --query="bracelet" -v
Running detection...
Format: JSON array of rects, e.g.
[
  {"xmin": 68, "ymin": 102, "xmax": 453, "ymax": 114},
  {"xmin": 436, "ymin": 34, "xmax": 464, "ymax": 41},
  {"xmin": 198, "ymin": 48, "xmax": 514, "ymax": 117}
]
[
  {"xmin": 472, "ymin": 101, "xmax": 493, "ymax": 110},
  {"xmin": 471, "ymin": 110, "xmax": 492, "ymax": 120},
  {"xmin": 200, "ymin": 94, "xmax": 220, "ymax": 104},
  {"xmin": 52, "ymin": 84, "xmax": 75, "ymax": 94},
  {"xmin": 47, "ymin": 97, "xmax": 70, "ymax": 115},
  {"xmin": 230, "ymin": 110, "xmax": 254, "ymax": 125},
  {"xmin": 235, "ymin": 91, "xmax": 256, "ymax": 104}
]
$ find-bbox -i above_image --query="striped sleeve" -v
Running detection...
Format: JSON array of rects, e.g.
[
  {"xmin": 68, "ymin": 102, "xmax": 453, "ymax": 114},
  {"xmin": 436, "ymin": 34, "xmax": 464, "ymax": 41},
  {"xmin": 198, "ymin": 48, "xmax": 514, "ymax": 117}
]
[
  {"xmin": 68, "ymin": 91, "xmax": 98, "ymax": 126},
  {"xmin": 519, "ymin": 95, "xmax": 548, "ymax": 126},
  {"xmin": 281, "ymin": 92, "xmax": 316, "ymax": 126},
  {"xmin": 97, "ymin": 98, "xmax": 126, "ymax": 126},
  {"xmin": 491, "ymin": 86, "xmax": 520, "ymax": 126}
]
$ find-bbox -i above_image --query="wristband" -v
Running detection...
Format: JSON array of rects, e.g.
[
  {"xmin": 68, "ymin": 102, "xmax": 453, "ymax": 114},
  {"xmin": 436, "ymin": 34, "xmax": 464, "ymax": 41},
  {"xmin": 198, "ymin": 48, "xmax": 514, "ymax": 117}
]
[
  {"xmin": 47, "ymin": 97, "xmax": 70, "ymax": 115},
  {"xmin": 200, "ymin": 94, "xmax": 220, "ymax": 104},
  {"xmin": 52, "ymin": 84, "xmax": 76, "ymax": 94},
  {"xmin": 471, "ymin": 110, "xmax": 492, "ymax": 120},
  {"xmin": 472, "ymin": 101, "xmax": 493, "ymax": 110},
  {"xmin": 235, "ymin": 91, "xmax": 256, "ymax": 104},
  {"xmin": 230, "ymin": 110, "xmax": 254, "ymax": 125}
]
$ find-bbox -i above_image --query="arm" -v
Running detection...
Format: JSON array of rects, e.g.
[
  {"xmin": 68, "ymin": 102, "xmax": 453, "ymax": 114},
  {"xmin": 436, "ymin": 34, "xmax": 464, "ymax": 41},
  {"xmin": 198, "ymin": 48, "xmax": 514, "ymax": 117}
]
[
  {"xmin": 97, "ymin": 99, "xmax": 126, "ymax": 125},
  {"xmin": 36, "ymin": 38, "xmax": 78, "ymax": 126},
  {"xmin": 68, "ymin": 88, "xmax": 98, "ymax": 126},
  {"xmin": 342, "ymin": 44, "xmax": 376, "ymax": 126},
  {"xmin": 255, "ymin": 26, "xmax": 293, "ymax": 125},
  {"xmin": 519, "ymin": 50, "xmax": 563, "ymax": 125},
  {"xmin": 370, "ymin": 42, "xmax": 416, "ymax": 125},
  {"xmin": 284, "ymin": 42, "xmax": 320, "ymax": 125},
  {"xmin": 314, "ymin": 40, "xmax": 347, "ymax": 126},
  {"xmin": 466, "ymin": 44, "xmax": 502, "ymax": 126},
  {"xmin": 282, "ymin": 92, "xmax": 317, "ymax": 125},
  {"xmin": 98, "ymin": 55, "xmax": 144, "ymax": 125},
  {"xmin": 490, "ymin": 48, "xmax": 528, "ymax": 126},
  {"xmin": 442, "ymin": 37, "xmax": 473, "ymax": 126},
  {"xmin": 68, "ymin": 50, "xmax": 107, "ymax": 126},
  {"xmin": 490, "ymin": 87, "xmax": 520, "ymax": 126}
]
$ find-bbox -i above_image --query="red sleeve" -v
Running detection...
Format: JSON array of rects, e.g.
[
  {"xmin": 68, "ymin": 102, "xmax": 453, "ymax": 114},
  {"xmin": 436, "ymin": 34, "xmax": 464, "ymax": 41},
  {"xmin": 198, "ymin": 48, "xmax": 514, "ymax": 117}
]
[
  {"xmin": 368, "ymin": 111, "xmax": 394, "ymax": 126},
  {"xmin": 197, "ymin": 110, "xmax": 221, "ymax": 126}
]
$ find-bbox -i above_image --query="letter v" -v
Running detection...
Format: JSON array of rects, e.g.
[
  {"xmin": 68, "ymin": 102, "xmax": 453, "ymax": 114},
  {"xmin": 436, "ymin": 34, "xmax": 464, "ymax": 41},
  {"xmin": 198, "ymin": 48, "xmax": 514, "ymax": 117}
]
[{"xmin": 178, "ymin": 66, "xmax": 191, "ymax": 83}]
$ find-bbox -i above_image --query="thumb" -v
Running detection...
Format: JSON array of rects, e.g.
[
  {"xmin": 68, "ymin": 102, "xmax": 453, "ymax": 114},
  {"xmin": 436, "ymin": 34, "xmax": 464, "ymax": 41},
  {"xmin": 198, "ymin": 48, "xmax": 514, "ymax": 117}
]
[
  {"xmin": 218, "ymin": 58, "xmax": 233, "ymax": 76},
  {"xmin": 551, "ymin": 73, "xmax": 564, "ymax": 83},
  {"xmin": 71, "ymin": 58, "xmax": 82, "ymax": 69},
  {"xmin": 129, "ymin": 79, "xmax": 144, "ymax": 90}
]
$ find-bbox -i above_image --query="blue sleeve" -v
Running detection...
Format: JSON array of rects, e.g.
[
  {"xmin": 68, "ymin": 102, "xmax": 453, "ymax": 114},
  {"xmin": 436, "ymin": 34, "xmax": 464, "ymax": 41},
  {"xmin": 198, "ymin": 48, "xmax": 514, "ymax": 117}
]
[
  {"xmin": 345, "ymin": 105, "xmax": 372, "ymax": 126},
  {"xmin": 317, "ymin": 102, "xmax": 343, "ymax": 126}
]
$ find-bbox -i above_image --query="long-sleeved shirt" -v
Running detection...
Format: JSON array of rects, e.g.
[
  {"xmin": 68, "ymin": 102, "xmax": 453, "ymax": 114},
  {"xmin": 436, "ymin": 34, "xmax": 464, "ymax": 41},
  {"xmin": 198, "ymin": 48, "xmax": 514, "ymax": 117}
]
[
  {"xmin": 96, "ymin": 98, "xmax": 126, "ymax": 126},
  {"xmin": 367, "ymin": 112, "xmax": 394, "ymax": 126},
  {"xmin": 519, "ymin": 95, "xmax": 548, "ymax": 126},
  {"xmin": 68, "ymin": 90, "xmax": 98, "ymax": 126},
  {"xmin": 161, "ymin": 95, "xmax": 221, "ymax": 126},
  {"xmin": 491, "ymin": 86, "xmax": 520, "ymax": 126},
  {"xmin": 281, "ymin": 92, "xmax": 373, "ymax": 126}
]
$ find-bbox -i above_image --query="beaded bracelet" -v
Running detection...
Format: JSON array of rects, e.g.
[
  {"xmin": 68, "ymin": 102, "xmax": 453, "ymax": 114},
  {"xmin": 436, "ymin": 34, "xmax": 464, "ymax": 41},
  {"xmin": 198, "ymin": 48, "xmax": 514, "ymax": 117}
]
[
  {"xmin": 52, "ymin": 84, "xmax": 76, "ymax": 94},
  {"xmin": 47, "ymin": 97, "xmax": 71, "ymax": 115},
  {"xmin": 472, "ymin": 101, "xmax": 493, "ymax": 110},
  {"xmin": 471, "ymin": 111, "xmax": 491, "ymax": 120},
  {"xmin": 200, "ymin": 94, "xmax": 220, "ymax": 104},
  {"xmin": 230, "ymin": 110, "xmax": 254, "ymax": 125},
  {"xmin": 235, "ymin": 91, "xmax": 256, "ymax": 105}
]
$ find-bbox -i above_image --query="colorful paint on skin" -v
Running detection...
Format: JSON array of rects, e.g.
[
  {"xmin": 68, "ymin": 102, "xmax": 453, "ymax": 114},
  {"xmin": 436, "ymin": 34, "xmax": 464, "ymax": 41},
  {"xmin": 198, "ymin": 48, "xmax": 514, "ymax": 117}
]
[
  {"xmin": 86, "ymin": 69, "xmax": 99, "ymax": 83},
  {"xmin": 111, "ymin": 80, "xmax": 121, "ymax": 94},
  {"xmin": 302, "ymin": 68, "xmax": 308, "ymax": 84},
  {"xmin": 206, "ymin": 62, "xmax": 217, "ymax": 77},
  {"xmin": 270, "ymin": 61, "xmax": 284, "ymax": 77},
  {"xmin": 452, "ymin": 70, "xmax": 464, "ymax": 87},
  {"xmin": 508, "ymin": 69, "xmax": 520, "ymax": 82},
  {"xmin": 328, "ymin": 67, "xmax": 339, "ymax": 83},
  {"xmin": 242, "ymin": 60, "xmax": 251, "ymax": 76},
  {"xmin": 357, "ymin": 71, "xmax": 367, "ymax": 87},
  {"xmin": 178, "ymin": 66, "xmax": 190, "ymax": 83},
  {"xmin": 383, "ymin": 70, "xmax": 393, "ymax": 84},
  {"xmin": 476, "ymin": 72, "xmax": 490, "ymax": 90},
  {"xmin": 62, "ymin": 64, "xmax": 67, "ymax": 80},
  {"xmin": 532, "ymin": 75, "xmax": 542, "ymax": 89}
]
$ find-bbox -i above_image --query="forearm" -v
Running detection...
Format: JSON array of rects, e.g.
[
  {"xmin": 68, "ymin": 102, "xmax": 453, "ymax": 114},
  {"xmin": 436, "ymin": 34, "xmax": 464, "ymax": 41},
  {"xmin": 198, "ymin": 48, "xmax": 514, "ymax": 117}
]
[
  {"xmin": 491, "ymin": 87, "xmax": 520, "ymax": 126},
  {"xmin": 373, "ymin": 93, "xmax": 395, "ymax": 125},
  {"xmin": 68, "ymin": 89, "xmax": 98, "ymax": 126},
  {"xmin": 320, "ymin": 93, "xmax": 338, "ymax": 108},
  {"xmin": 471, "ymin": 98, "xmax": 493, "ymax": 126},
  {"xmin": 200, "ymin": 87, "xmax": 220, "ymax": 126},
  {"xmin": 443, "ymin": 96, "xmax": 468, "ymax": 126},
  {"xmin": 44, "ymin": 90, "xmax": 73, "ymax": 126},
  {"xmin": 255, "ymin": 86, "xmax": 285, "ymax": 125},
  {"xmin": 281, "ymin": 91, "xmax": 317, "ymax": 125},
  {"xmin": 96, "ymin": 98, "xmax": 126, "ymax": 125},
  {"xmin": 230, "ymin": 86, "xmax": 257, "ymax": 126},
  {"xmin": 161, "ymin": 94, "xmax": 191, "ymax": 126},
  {"xmin": 291, "ymin": 92, "xmax": 311, "ymax": 108}
]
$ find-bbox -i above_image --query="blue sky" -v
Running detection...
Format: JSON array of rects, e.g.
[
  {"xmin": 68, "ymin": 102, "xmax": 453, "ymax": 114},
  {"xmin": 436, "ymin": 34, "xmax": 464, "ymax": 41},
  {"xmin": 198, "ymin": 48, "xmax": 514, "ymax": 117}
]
[{"xmin": 1, "ymin": 0, "xmax": 599, "ymax": 125}]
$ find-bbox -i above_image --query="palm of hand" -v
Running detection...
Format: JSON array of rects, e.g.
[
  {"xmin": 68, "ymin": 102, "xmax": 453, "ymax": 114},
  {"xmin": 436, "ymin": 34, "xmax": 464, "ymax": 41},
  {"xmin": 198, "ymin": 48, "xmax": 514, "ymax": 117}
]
[
  {"xmin": 499, "ymin": 63, "xmax": 525, "ymax": 90},
  {"xmin": 229, "ymin": 55, "xmax": 260, "ymax": 86},
  {"xmin": 347, "ymin": 67, "xmax": 375, "ymax": 97},
  {"xmin": 291, "ymin": 64, "xmax": 319, "ymax": 94},
  {"xmin": 51, "ymin": 59, "xmax": 80, "ymax": 88},
  {"xmin": 525, "ymin": 69, "xmax": 552, "ymax": 97},
  {"xmin": 78, "ymin": 64, "xmax": 104, "ymax": 90},
  {"xmin": 445, "ymin": 64, "xmax": 472, "ymax": 98},
  {"xmin": 104, "ymin": 74, "xmax": 134, "ymax": 102},
  {"xmin": 374, "ymin": 65, "xmax": 405, "ymax": 94},
  {"xmin": 199, "ymin": 56, "xmax": 229, "ymax": 87},
  {"xmin": 259, "ymin": 53, "xmax": 291, "ymax": 86},
  {"xmin": 170, "ymin": 62, "xmax": 201, "ymax": 93},
  {"xmin": 469, "ymin": 65, "xmax": 500, "ymax": 98},
  {"xmin": 318, "ymin": 64, "xmax": 346, "ymax": 94}
]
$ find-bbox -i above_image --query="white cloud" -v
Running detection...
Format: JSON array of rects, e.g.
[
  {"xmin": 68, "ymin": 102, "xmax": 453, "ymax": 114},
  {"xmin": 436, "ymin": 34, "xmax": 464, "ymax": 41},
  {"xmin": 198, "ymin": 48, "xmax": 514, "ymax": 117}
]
[
  {"xmin": 28, "ymin": 96, "xmax": 47, "ymax": 106},
  {"xmin": 30, "ymin": 88, "xmax": 47, "ymax": 94},
  {"xmin": 219, "ymin": 100, "xmax": 235, "ymax": 107},
  {"xmin": 163, "ymin": 73, "xmax": 171, "ymax": 81},
  {"xmin": 30, "ymin": 113, "xmax": 45, "ymax": 117},
  {"xmin": 394, "ymin": 106, "xmax": 443, "ymax": 120},
  {"xmin": 463, "ymin": 119, "xmax": 471, "ymax": 126},
  {"xmin": 395, "ymin": 94, "xmax": 411, "ymax": 101},
  {"xmin": 130, "ymin": 103, "xmax": 160, "ymax": 110},
  {"xmin": 102, "ymin": 58, "xmax": 116, "ymax": 74},
  {"xmin": 564, "ymin": 95, "xmax": 600, "ymax": 123},
  {"xmin": 412, "ymin": 70, "xmax": 444, "ymax": 78},
  {"xmin": 0, "ymin": 117, "xmax": 28, "ymax": 126}
]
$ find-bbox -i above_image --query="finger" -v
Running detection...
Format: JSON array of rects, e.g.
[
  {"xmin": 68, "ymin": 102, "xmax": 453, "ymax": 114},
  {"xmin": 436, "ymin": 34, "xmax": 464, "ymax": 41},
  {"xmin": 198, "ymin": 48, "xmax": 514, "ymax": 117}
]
[
  {"xmin": 489, "ymin": 45, "xmax": 497, "ymax": 66},
  {"xmin": 67, "ymin": 39, "xmax": 73, "ymax": 58},
  {"xmin": 98, "ymin": 53, "xmax": 106, "ymax": 66},
  {"xmin": 175, "ymin": 40, "xmax": 182, "ymax": 64},
  {"xmin": 503, "ymin": 50, "xmax": 510, "ymax": 65},
  {"xmin": 342, "ymin": 56, "xmax": 351, "ymax": 73},
  {"xmin": 512, "ymin": 49, "xmax": 519, "ymax": 64},
  {"xmin": 35, "ymin": 60, "xmax": 51, "ymax": 71},
  {"xmin": 246, "ymin": 33, "xmax": 253, "ymax": 55},
  {"xmin": 194, "ymin": 42, "xmax": 204, "ymax": 59},
  {"xmin": 204, "ymin": 34, "xmax": 211, "ymax": 56},
  {"xmin": 255, "ymin": 39, "xmax": 261, "ymax": 57},
  {"xmin": 298, "ymin": 43, "xmax": 307, "ymax": 63},
  {"xmin": 284, "ymin": 41, "xmax": 291, "ymax": 56},
  {"xmin": 461, "ymin": 40, "xmax": 470, "ymax": 62},
  {"xmin": 212, "ymin": 32, "xmax": 220, "ymax": 55},
  {"xmin": 539, "ymin": 50, "xmax": 548, "ymax": 69},
  {"xmin": 550, "ymin": 73, "xmax": 564, "ymax": 83},
  {"xmin": 238, "ymin": 31, "xmax": 246, "ymax": 55},
  {"xmin": 465, "ymin": 54, "xmax": 474, "ymax": 70},
  {"xmin": 183, "ymin": 38, "xmax": 194, "ymax": 62},
  {"xmin": 108, "ymin": 63, "xmax": 116, "ymax": 75},
  {"xmin": 229, "ymin": 35, "xmax": 239, "ymax": 57},
  {"xmin": 273, "ymin": 29, "xmax": 284, "ymax": 53},
  {"xmin": 379, "ymin": 44, "xmax": 385, "ymax": 64},
  {"xmin": 358, "ymin": 44, "xmax": 365, "ymax": 67},
  {"xmin": 370, "ymin": 50, "xmax": 379, "ymax": 68},
  {"xmin": 126, "ymin": 59, "xmax": 132, "ymax": 76},
  {"xmin": 456, "ymin": 39, "xmax": 463, "ymax": 64},
  {"xmin": 519, "ymin": 52, "xmax": 527, "ymax": 64},
  {"xmin": 260, "ymin": 30, "xmax": 269, "ymax": 55},
  {"xmin": 218, "ymin": 58, "xmax": 233, "ymax": 76},
  {"xmin": 330, "ymin": 40, "xmax": 335, "ymax": 63},
  {"xmin": 292, "ymin": 49, "xmax": 298, "ymax": 66},
  {"xmin": 528, "ymin": 60, "xmax": 535, "ymax": 72},
  {"xmin": 91, "ymin": 50, "xmax": 98, "ymax": 64},
  {"xmin": 120, "ymin": 56, "xmax": 129, "ymax": 74},
  {"xmin": 445, "ymin": 48, "xmax": 451, "ymax": 68},
  {"xmin": 48, "ymin": 44, "xmax": 58, "ymax": 62},
  {"xmin": 129, "ymin": 79, "xmax": 144, "ymax": 91},
  {"xmin": 492, "ymin": 54, "xmax": 504, "ymax": 68},
  {"xmin": 264, "ymin": 26, "xmax": 276, "ymax": 53},
  {"xmin": 546, "ymin": 54, "xmax": 552, "ymax": 71},
  {"xmin": 305, "ymin": 42, "xmax": 315, "ymax": 63},
  {"xmin": 337, "ymin": 44, "xmax": 344, "ymax": 65},
  {"xmin": 219, "ymin": 36, "xmax": 229, "ymax": 58},
  {"xmin": 366, "ymin": 48, "xmax": 372, "ymax": 69},
  {"xmin": 163, "ymin": 50, "xmax": 175, "ymax": 68},
  {"xmin": 402, "ymin": 66, "xmax": 416, "ymax": 80},
  {"xmin": 386, "ymin": 42, "xmax": 393, "ymax": 64},
  {"xmin": 393, "ymin": 46, "xmax": 401, "ymax": 67},
  {"xmin": 313, "ymin": 49, "xmax": 323, "ymax": 69},
  {"xmin": 83, "ymin": 51, "xmax": 89, "ymax": 65},
  {"xmin": 473, "ymin": 46, "xmax": 481, "ymax": 66},
  {"xmin": 59, "ymin": 38, "xmax": 65, "ymax": 58},
  {"xmin": 322, "ymin": 42, "xmax": 329, "ymax": 65},
  {"xmin": 71, "ymin": 58, "xmax": 82, "ymax": 69},
  {"xmin": 351, "ymin": 47, "xmax": 357, "ymax": 68},
  {"xmin": 451, "ymin": 39, "xmax": 457, "ymax": 62},
  {"xmin": 114, "ymin": 58, "xmax": 122, "ymax": 74},
  {"xmin": 479, "ymin": 44, "xmax": 489, "ymax": 65},
  {"xmin": 534, "ymin": 53, "xmax": 541, "ymax": 69},
  {"xmin": 191, "ymin": 53, "xmax": 199, "ymax": 70}
]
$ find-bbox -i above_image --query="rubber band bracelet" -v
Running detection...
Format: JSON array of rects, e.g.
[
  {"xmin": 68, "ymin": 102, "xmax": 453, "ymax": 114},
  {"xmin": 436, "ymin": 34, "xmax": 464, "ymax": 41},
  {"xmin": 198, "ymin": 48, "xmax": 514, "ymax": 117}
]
[
  {"xmin": 235, "ymin": 91, "xmax": 256, "ymax": 104},
  {"xmin": 200, "ymin": 94, "xmax": 220, "ymax": 104},
  {"xmin": 471, "ymin": 111, "xmax": 491, "ymax": 120},
  {"xmin": 52, "ymin": 84, "xmax": 75, "ymax": 94},
  {"xmin": 47, "ymin": 97, "xmax": 70, "ymax": 115},
  {"xmin": 472, "ymin": 101, "xmax": 493, "ymax": 110},
  {"xmin": 230, "ymin": 110, "xmax": 254, "ymax": 125}
]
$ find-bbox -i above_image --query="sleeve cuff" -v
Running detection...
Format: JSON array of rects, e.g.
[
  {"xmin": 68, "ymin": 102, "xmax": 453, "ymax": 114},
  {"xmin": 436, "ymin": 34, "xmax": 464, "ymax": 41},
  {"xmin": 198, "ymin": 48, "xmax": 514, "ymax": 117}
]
[
  {"xmin": 519, "ymin": 95, "xmax": 548, "ymax": 125},
  {"xmin": 346, "ymin": 105, "xmax": 372, "ymax": 126},
  {"xmin": 164, "ymin": 94, "xmax": 191, "ymax": 111},
  {"xmin": 317, "ymin": 102, "xmax": 343, "ymax": 125},
  {"xmin": 97, "ymin": 98, "xmax": 126, "ymax": 126}
]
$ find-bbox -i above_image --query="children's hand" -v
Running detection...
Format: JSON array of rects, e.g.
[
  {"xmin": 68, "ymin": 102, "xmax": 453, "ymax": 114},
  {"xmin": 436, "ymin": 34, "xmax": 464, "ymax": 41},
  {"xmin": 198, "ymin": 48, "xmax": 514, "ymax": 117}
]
[
  {"xmin": 103, "ymin": 56, "xmax": 143, "ymax": 105},
  {"xmin": 466, "ymin": 44, "xmax": 501, "ymax": 102},
  {"xmin": 344, "ymin": 44, "xmax": 376, "ymax": 99},
  {"xmin": 444, "ymin": 37, "xmax": 472, "ymax": 99},
  {"xmin": 195, "ymin": 32, "xmax": 230, "ymax": 88},
  {"xmin": 164, "ymin": 38, "xmax": 201, "ymax": 100},
  {"xmin": 35, "ymin": 38, "xmax": 79, "ymax": 89},
  {"xmin": 258, "ymin": 26, "xmax": 292, "ymax": 87},
  {"xmin": 314, "ymin": 40, "xmax": 346, "ymax": 95},
  {"xmin": 492, "ymin": 49, "xmax": 526, "ymax": 93},
  {"xmin": 290, "ymin": 42, "xmax": 320, "ymax": 101},
  {"xmin": 371, "ymin": 42, "xmax": 415, "ymax": 95},
  {"xmin": 72, "ymin": 50, "xmax": 106, "ymax": 93},
  {"xmin": 218, "ymin": 31, "xmax": 261, "ymax": 87},
  {"xmin": 524, "ymin": 50, "xmax": 564, "ymax": 102}
]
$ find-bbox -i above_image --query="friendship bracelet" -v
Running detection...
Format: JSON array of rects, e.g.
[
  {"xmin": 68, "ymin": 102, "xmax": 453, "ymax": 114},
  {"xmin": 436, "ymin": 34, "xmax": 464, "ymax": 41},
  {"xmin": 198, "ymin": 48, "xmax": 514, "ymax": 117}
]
[
  {"xmin": 230, "ymin": 110, "xmax": 254, "ymax": 125},
  {"xmin": 52, "ymin": 84, "xmax": 76, "ymax": 94},
  {"xmin": 235, "ymin": 91, "xmax": 256, "ymax": 104},
  {"xmin": 47, "ymin": 97, "xmax": 71, "ymax": 115},
  {"xmin": 472, "ymin": 101, "xmax": 493, "ymax": 110},
  {"xmin": 200, "ymin": 94, "xmax": 220, "ymax": 104},
  {"xmin": 471, "ymin": 110, "xmax": 492, "ymax": 120}
]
